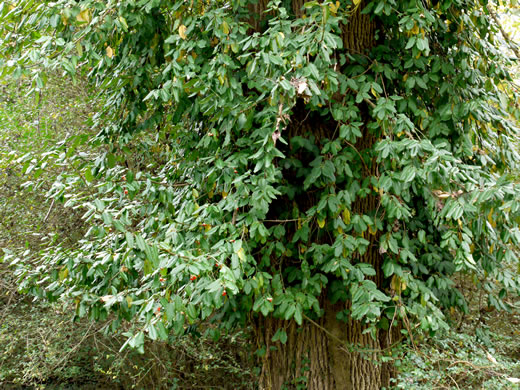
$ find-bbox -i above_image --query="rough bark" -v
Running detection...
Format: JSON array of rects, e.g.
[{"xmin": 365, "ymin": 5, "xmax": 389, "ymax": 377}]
[
  {"xmin": 256, "ymin": 300, "xmax": 395, "ymax": 390},
  {"xmin": 251, "ymin": 2, "xmax": 395, "ymax": 389}
]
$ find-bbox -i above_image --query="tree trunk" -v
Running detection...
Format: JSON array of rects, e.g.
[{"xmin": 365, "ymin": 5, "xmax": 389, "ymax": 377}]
[
  {"xmin": 251, "ymin": 2, "xmax": 394, "ymax": 389},
  {"xmin": 255, "ymin": 301, "xmax": 395, "ymax": 390}
]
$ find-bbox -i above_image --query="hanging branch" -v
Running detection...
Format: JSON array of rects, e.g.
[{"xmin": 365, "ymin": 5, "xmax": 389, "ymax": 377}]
[{"xmin": 487, "ymin": 5, "xmax": 520, "ymax": 60}]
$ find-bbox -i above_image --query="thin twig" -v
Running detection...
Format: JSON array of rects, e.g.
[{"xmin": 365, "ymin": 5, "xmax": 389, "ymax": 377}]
[
  {"xmin": 262, "ymin": 218, "xmax": 300, "ymax": 223},
  {"xmin": 43, "ymin": 198, "xmax": 55, "ymax": 223}
]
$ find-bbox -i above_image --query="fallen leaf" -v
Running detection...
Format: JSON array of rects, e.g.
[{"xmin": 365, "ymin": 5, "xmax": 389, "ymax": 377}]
[{"xmin": 486, "ymin": 351, "xmax": 497, "ymax": 364}]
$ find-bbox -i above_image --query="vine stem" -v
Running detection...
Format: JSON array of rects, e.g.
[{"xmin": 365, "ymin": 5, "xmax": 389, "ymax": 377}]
[{"xmin": 302, "ymin": 313, "xmax": 403, "ymax": 355}]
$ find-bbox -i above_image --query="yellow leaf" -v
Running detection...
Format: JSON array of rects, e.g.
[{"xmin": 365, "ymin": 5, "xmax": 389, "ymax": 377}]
[
  {"xmin": 342, "ymin": 208, "xmax": 351, "ymax": 224},
  {"xmin": 411, "ymin": 23, "xmax": 419, "ymax": 35},
  {"xmin": 391, "ymin": 275, "xmax": 407, "ymax": 293},
  {"xmin": 222, "ymin": 20, "xmax": 230, "ymax": 35},
  {"xmin": 106, "ymin": 46, "xmax": 114, "ymax": 58},
  {"xmin": 126, "ymin": 296, "xmax": 133, "ymax": 308},
  {"xmin": 222, "ymin": 191, "xmax": 228, "ymax": 198},
  {"xmin": 487, "ymin": 208, "xmax": 496, "ymax": 228},
  {"xmin": 179, "ymin": 24, "xmax": 187, "ymax": 40},
  {"xmin": 353, "ymin": 0, "xmax": 361, "ymax": 5},
  {"xmin": 236, "ymin": 247, "xmax": 246, "ymax": 262},
  {"xmin": 119, "ymin": 16, "xmax": 128, "ymax": 30},
  {"xmin": 59, "ymin": 267, "xmax": 69, "ymax": 281},
  {"xmin": 317, "ymin": 218, "xmax": 325, "ymax": 228},
  {"xmin": 329, "ymin": 1, "xmax": 340, "ymax": 14},
  {"xmin": 76, "ymin": 9, "xmax": 91, "ymax": 23},
  {"xmin": 76, "ymin": 41, "xmax": 83, "ymax": 57},
  {"xmin": 369, "ymin": 225, "xmax": 377, "ymax": 235},
  {"xmin": 390, "ymin": 275, "xmax": 400, "ymax": 292},
  {"xmin": 204, "ymin": 224, "xmax": 211, "ymax": 232}
]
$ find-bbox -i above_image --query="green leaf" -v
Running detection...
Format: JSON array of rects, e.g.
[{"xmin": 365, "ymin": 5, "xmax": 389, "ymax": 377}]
[
  {"xmin": 126, "ymin": 232, "xmax": 134, "ymax": 249},
  {"xmin": 272, "ymin": 328, "xmax": 288, "ymax": 344},
  {"xmin": 294, "ymin": 305, "xmax": 303, "ymax": 325},
  {"xmin": 155, "ymin": 321, "xmax": 169, "ymax": 341},
  {"xmin": 84, "ymin": 168, "xmax": 94, "ymax": 182},
  {"xmin": 106, "ymin": 153, "xmax": 116, "ymax": 168}
]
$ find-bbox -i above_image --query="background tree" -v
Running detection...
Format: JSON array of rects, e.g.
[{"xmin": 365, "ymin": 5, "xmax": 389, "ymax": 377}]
[{"xmin": 2, "ymin": 0, "xmax": 520, "ymax": 389}]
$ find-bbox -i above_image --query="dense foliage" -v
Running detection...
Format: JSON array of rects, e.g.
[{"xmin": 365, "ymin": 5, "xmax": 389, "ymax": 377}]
[
  {"xmin": 2, "ymin": 0, "xmax": 520, "ymax": 368},
  {"xmin": 0, "ymin": 71, "xmax": 255, "ymax": 390}
]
